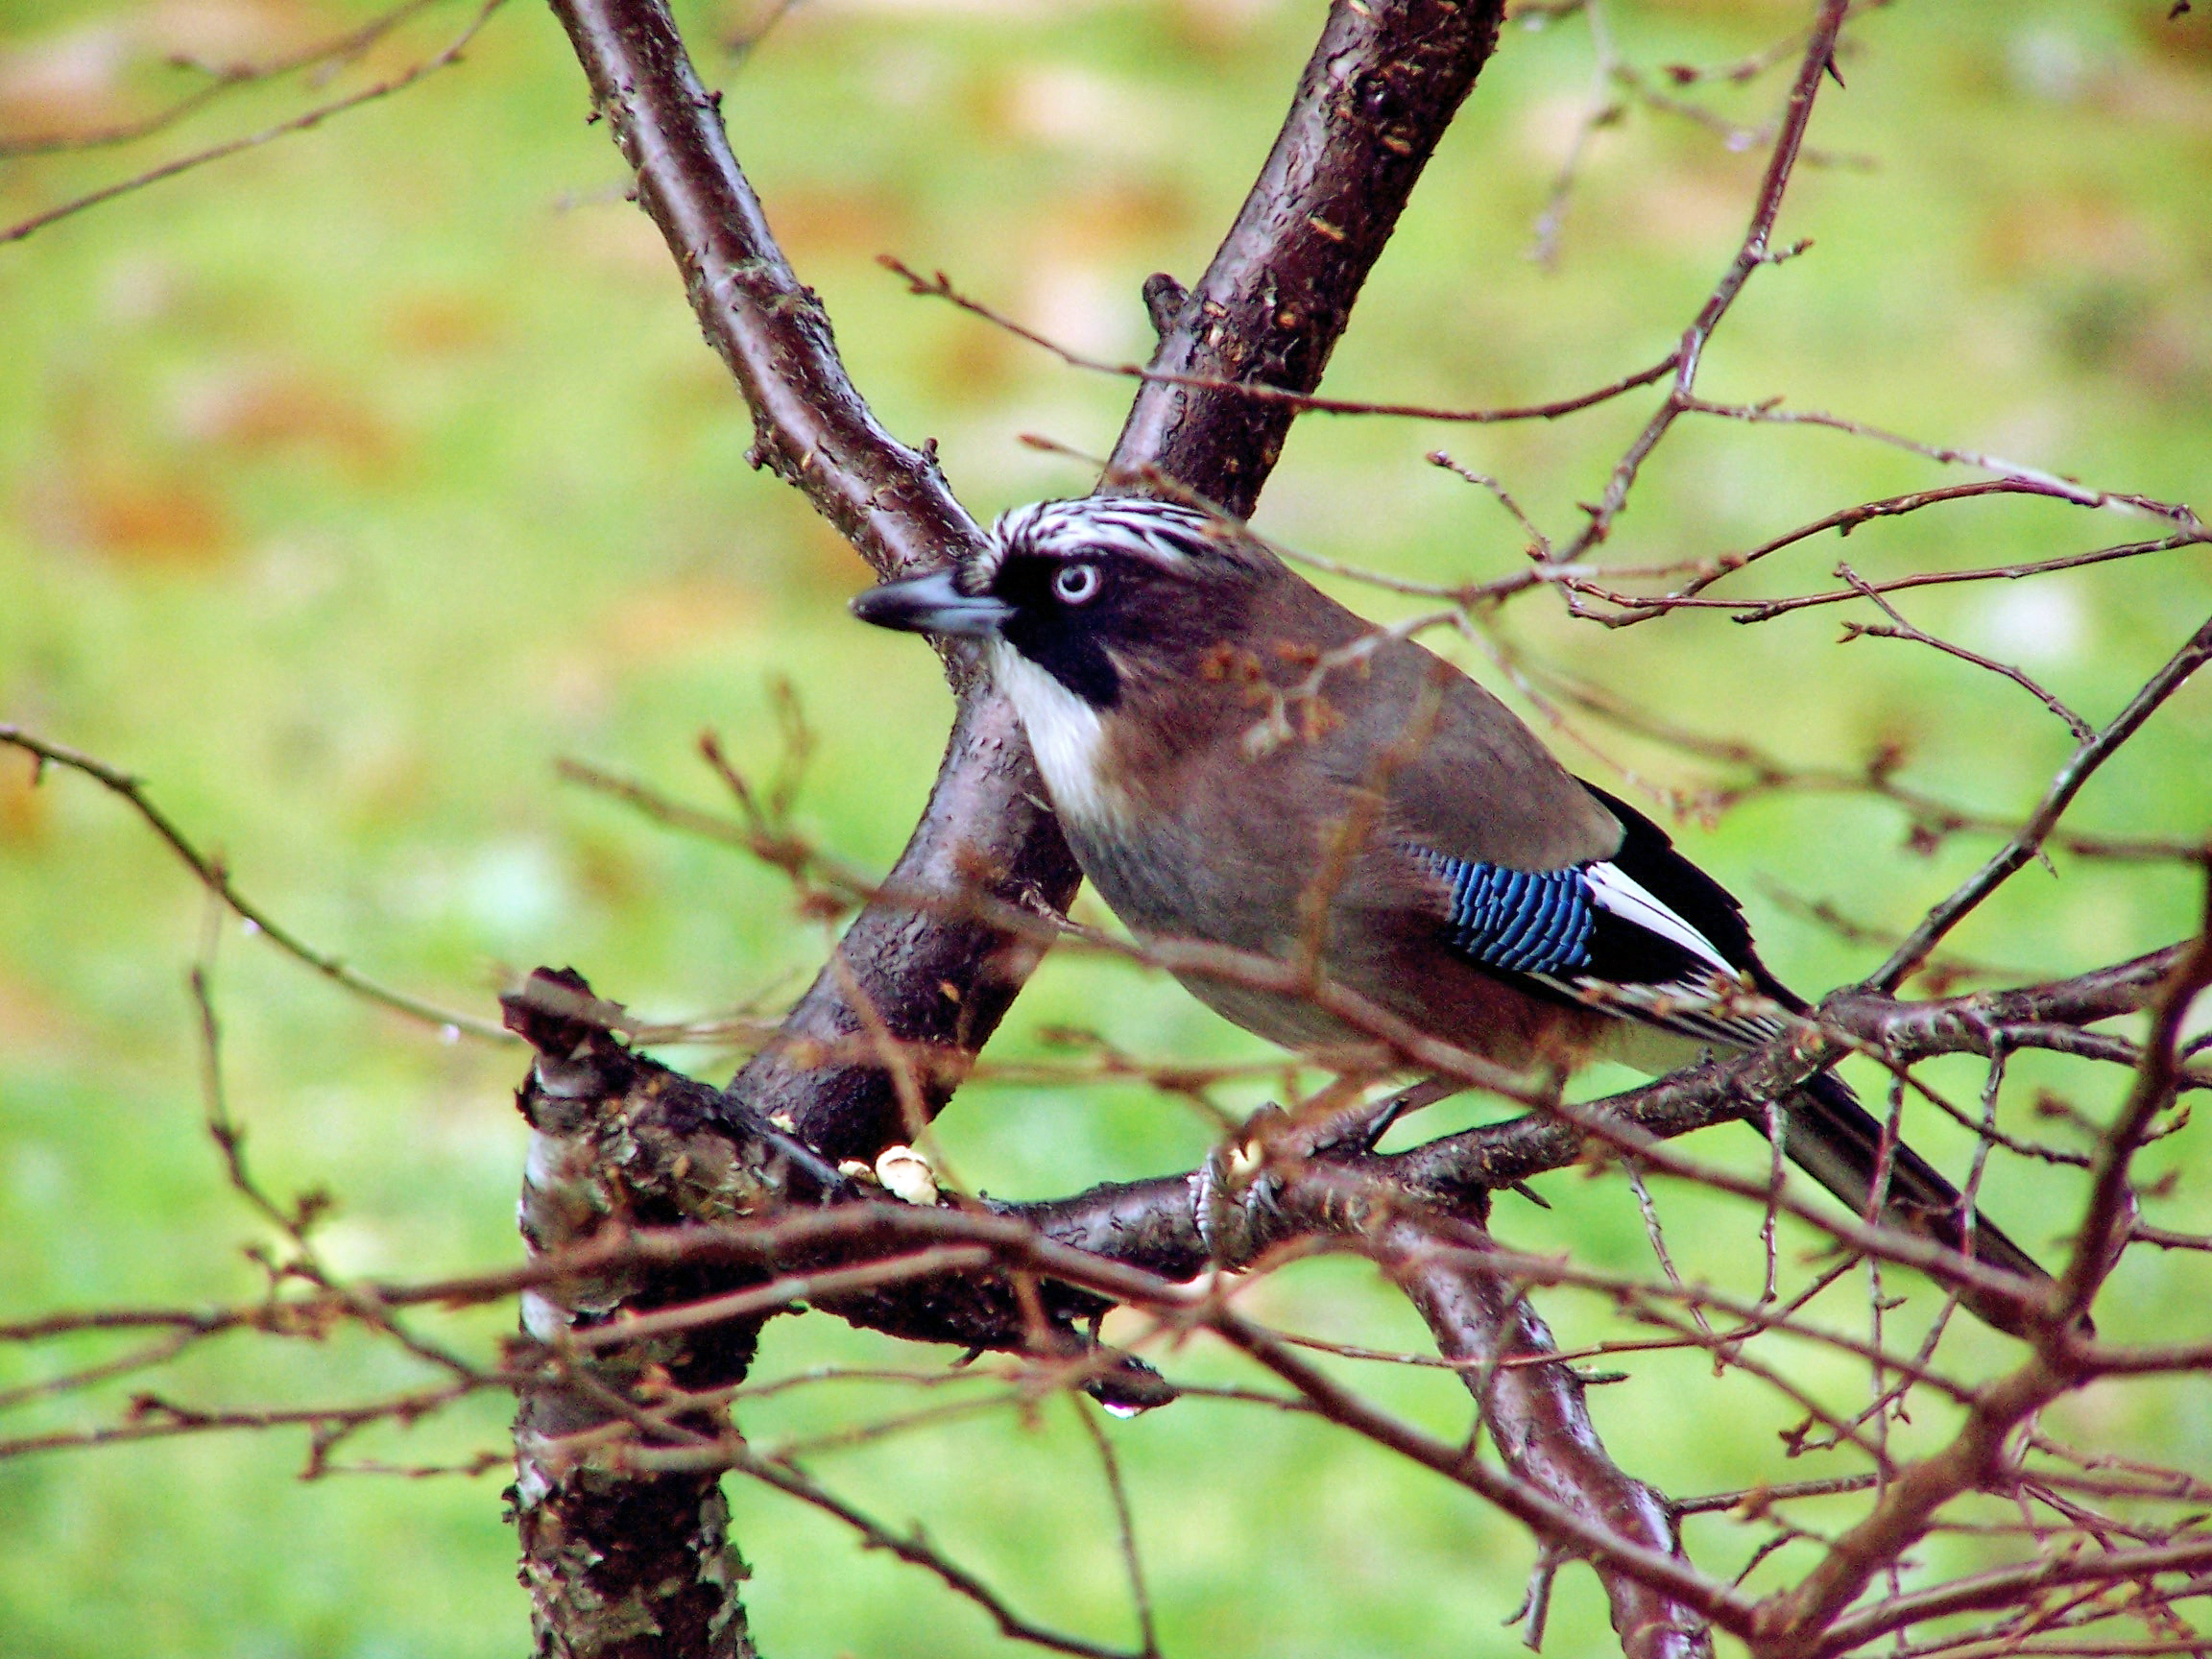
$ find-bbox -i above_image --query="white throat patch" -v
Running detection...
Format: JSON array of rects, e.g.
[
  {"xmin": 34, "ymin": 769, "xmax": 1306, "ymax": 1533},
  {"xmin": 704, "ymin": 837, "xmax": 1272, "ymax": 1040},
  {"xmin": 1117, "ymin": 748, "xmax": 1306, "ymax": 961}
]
[{"xmin": 988, "ymin": 639, "xmax": 1120, "ymax": 827}]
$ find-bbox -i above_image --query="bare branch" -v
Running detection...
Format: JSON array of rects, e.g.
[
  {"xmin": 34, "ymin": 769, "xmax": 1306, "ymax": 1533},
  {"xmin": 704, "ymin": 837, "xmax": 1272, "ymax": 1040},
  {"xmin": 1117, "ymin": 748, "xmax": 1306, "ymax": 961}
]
[
  {"xmin": 1873, "ymin": 615, "xmax": 2212, "ymax": 990},
  {"xmin": 1383, "ymin": 1216, "xmax": 1717, "ymax": 1659},
  {"xmin": 0, "ymin": 0, "xmax": 447, "ymax": 158},
  {"xmin": 0, "ymin": 725, "xmax": 508, "ymax": 1041},
  {"xmin": 0, "ymin": 0, "xmax": 507, "ymax": 246}
]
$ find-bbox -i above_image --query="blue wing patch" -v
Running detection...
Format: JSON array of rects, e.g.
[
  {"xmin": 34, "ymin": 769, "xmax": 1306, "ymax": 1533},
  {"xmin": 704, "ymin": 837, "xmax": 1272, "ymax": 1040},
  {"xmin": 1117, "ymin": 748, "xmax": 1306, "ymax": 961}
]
[{"xmin": 1408, "ymin": 847, "xmax": 1594, "ymax": 975}]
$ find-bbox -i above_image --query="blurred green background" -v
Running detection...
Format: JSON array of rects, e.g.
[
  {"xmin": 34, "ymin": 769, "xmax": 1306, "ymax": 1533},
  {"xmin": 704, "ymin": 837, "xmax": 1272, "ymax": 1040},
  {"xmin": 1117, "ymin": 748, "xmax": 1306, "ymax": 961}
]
[{"xmin": 2, "ymin": 0, "xmax": 2209, "ymax": 1653}]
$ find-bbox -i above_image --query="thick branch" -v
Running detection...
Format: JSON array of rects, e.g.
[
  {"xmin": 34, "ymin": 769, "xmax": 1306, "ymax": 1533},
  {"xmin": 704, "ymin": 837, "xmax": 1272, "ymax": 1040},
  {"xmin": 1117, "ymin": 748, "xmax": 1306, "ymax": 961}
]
[
  {"xmin": 72, "ymin": 932, "xmax": 2177, "ymax": 1372},
  {"xmin": 547, "ymin": 0, "xmax": 974, "ymax": 580},
  {"xmin": 505, "ymin": 971, "xmax": 1167, "ymax": 1398},
  {"xmin": 507, "ymin": 969, "xmax": 767, "ymax": 1659},
  {"xmin": 1382, "ymin": 1218, "xmax": 1714, "ymax": 1659},
  {"xmin": 736, "ymin": 687, "xmax": 1080, "ymax": 1163},
  {"xmin": 545, "ymin": 0, "xmax": 1084, "ymax": 1173},
  {"xmin": 501, "ymin": 932, "xmax": 2194, "ymax": 1367},
  {"xmin": 1108, "ymin": 0, "xmax": 1511, "ymax": 512},
  {"xmin": 1822, "ymin": 943, "xmax": 2191, "ymax": 1065},
  {"xmin": 760, "ymin": 0, "xmax": 1515, "ymax": 1160},
  {"xmin": 535, "ymin": 6, "xmax": 1529, "ymax": 1629}
]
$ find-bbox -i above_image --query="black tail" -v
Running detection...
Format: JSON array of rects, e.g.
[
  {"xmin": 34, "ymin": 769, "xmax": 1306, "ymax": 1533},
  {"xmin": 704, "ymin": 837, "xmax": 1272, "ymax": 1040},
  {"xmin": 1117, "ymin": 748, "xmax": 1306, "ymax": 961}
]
[{"xmin": 1762, "ymin": 1070, "xmax": 2057, "ymax": 1337}]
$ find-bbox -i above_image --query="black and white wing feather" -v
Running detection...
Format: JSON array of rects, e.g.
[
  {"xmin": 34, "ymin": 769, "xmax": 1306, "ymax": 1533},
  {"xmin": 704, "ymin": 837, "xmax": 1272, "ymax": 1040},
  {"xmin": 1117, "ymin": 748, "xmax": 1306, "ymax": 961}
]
[
  {"xmin": 1409, "ymin": 784, "xmax": 2056, "ymax": 1333},
  {"xmin": 1410, "ymin": 784, "xmax": 1789, "ymax": 1052}
]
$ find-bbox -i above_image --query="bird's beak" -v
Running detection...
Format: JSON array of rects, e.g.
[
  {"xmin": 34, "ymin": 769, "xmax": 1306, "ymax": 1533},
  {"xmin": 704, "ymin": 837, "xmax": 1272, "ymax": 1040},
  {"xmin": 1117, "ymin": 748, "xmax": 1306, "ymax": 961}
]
[{"xmin": 848, "ymin": 568, "xmax": 1013, "ymax": 638}]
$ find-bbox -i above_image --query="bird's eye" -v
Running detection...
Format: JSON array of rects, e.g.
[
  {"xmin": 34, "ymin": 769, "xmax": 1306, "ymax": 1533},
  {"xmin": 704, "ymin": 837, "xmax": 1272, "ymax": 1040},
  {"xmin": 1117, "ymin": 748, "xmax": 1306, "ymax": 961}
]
[{"xmin": 1053, "ymin": 563, "xmax": 1102, "ymax": 606}]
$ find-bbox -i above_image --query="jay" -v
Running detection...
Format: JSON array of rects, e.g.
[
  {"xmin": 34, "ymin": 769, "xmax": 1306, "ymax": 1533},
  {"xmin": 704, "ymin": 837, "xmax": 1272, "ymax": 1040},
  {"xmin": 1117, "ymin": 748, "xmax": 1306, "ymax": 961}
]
[{"xmin": 853, "ymin": 495, "xmax": 2051, "ymax": 1333}]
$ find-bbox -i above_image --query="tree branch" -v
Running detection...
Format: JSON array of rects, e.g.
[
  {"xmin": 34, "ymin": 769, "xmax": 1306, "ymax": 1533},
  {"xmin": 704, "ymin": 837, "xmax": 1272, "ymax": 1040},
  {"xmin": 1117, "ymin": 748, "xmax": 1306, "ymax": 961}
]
[
  {"xmin": 1382, "ymin": 1216, "xmax": 1716, "ymax": 1659},
  {"xmin": 1105, "ymin": 0, "xmax": 1509, "ymax": 511},
  {"xmin": 1873, "ymin": 613, "xmax": 2212, "ymax": 990}
]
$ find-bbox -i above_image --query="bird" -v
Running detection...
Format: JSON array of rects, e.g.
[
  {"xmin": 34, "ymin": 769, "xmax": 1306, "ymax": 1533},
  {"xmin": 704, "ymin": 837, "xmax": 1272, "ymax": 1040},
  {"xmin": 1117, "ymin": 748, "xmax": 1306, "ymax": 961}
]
[{"xmin": 850, "ymin": 493, "xmax": 2055, "ymax": 1335}]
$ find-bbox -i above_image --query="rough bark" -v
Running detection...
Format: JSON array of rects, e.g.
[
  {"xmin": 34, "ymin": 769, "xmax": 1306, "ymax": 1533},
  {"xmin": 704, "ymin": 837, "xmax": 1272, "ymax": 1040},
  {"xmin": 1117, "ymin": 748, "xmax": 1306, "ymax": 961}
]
[
  {"xmin": 1109, "ymin": 0, "xmax": 1509, "ymax": 512},
  {"xmin": 507, "ymin": 972, "xmax": 774, "ymax": 1658}
]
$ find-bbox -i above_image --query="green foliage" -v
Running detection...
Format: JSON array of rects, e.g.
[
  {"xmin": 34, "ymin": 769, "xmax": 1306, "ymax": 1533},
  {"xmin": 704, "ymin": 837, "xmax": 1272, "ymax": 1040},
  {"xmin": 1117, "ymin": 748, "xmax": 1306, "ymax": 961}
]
[{"xmin": 1, "ymin": 0, "xmax": 2207, "ymax": 1653}]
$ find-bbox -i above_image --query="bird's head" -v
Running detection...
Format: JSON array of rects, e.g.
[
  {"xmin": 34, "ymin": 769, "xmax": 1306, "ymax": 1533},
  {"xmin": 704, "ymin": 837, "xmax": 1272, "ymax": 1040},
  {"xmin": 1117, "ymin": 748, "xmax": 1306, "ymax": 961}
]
[
  {"xmin": 850, "ymin": 495, "xmax": 1289, "ymax": 825},
  {"xmin": 848, "ymin": 495, "xmax": 1282, "ymax": 711}
]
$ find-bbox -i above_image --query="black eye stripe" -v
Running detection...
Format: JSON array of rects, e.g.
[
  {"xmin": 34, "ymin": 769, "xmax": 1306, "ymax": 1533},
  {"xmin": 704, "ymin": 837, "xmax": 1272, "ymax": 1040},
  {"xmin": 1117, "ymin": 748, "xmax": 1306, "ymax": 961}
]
[
  {"xmin": 1001, "ymin": 609, "xmax": 1120, "ymax": 709},
  {"xmin": 991, "ymin": 552, "xmax": 1138, "ymax": 605},
  {"xmin": 974, "ymin": 494, "xmax": 1281, "ymax": 594},
  {"xmin": 978, "ymin": 523, "xmax": 1262, "ymax": 714}
]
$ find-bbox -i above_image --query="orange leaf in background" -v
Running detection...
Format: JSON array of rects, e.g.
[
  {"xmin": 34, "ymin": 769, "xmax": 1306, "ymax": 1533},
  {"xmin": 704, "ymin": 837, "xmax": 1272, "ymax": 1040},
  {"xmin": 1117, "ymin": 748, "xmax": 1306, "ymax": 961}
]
[
  {"xmin": 0, "ymin": 966, "xmax": 84, "ymax": 1057},
  {"xmin": 383, "ymin": 292, "xmax": 498, "ymax": 358},
  {"xmin": 764, "ymin": 181, "xmax": 918, "ymax": 265},
  {"xmin": 0, "ymin": 19, "xmax": 135, "ymax": 139},
  {"xmin": 170, "ymin": 359, "xmax": 399, "ymax": 479},
  {"xmin": 607, "ymin": 573, "xmax": 764, "ymax": 658},
  {"xmin": 50, "ymin": 462, "xmax": 234, "ymax": 566},
  {"xmin": 137, "ymin": 0, "xmax": 325, "ymax": 68},
  {"xmin": 0, "ymin": 0, "xmax": 324, "ymax": 145},
  {"xmin": 0, "ymin": 754, "xmax": 47, "ymax": 846}
]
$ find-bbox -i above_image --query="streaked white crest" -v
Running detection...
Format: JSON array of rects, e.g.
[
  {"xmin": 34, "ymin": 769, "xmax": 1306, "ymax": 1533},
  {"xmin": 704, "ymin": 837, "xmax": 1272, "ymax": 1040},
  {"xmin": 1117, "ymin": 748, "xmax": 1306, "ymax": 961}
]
[{"xmin": 968, "ymin": 496, "xmax": 1255, "ymax": 591}]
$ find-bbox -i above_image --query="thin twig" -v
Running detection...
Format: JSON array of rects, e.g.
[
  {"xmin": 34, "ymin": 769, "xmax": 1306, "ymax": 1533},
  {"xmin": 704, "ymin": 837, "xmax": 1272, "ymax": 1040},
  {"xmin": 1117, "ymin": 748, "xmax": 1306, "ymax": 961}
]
[
  {"xmin": 1552, "ymin": 0, "xmax": 1849, "ymax": 569},
  {"xmin": 1, "ymin": 0, "xmax": 508, "ymax": 245},
  {"xmin": 0, "ymin": 0, "xmax": 448, "ymax": 158},
  {"xmin": 881, "ymin": 257, "xmax": 1677, "ymax": 428},
  {"xmin": 1833, "ymin": 564, "xmax": 2096, "ymax": 741},
  {"xmin": 1873, "ymin": 615, "xmax": 2212, "ymax": 990},
  {"xmin": 0, "ymin": 727, "xmax": 507, "ymax": 1040},
  {"xmin": 724, "ymin": 1450, "xmax": 1158, "ymax": 1659},
  {"xmin": 1074, "ymin": 1399, "xmax": 1161, "ymax": 1659}
]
